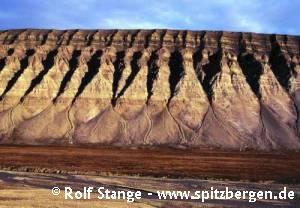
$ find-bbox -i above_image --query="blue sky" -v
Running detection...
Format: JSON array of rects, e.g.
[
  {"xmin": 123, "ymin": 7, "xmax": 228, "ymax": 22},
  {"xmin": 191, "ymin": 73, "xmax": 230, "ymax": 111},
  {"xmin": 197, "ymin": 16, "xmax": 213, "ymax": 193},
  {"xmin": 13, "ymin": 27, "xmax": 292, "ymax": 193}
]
[{"xmin": 0, "ymin": 0, "xmax": 299, "ymax": 35}]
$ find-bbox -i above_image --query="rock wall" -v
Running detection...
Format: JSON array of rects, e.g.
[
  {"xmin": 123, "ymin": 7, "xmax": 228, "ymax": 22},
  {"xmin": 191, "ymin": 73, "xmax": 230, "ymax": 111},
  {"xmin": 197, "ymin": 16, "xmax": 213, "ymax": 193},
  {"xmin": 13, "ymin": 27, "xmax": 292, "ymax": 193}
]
[{"xmin": 0, "ymin": 29, "xmax": 299, "ymax": 150}]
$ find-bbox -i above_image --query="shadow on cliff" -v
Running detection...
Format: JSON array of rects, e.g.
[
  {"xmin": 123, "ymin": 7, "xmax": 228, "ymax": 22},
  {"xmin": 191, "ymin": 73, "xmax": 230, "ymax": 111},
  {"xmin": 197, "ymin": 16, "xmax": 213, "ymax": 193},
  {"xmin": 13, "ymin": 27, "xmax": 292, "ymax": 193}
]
[
  {"xmin": 269, "ymin": 35, "xmax": 293, "ymax": 91},
  {"xmin": 53, "ymin": 50, "xmax": 81, "ymax": 103},
  {"xmin": 20, "ymin": 49, "xmax": 58, "ymax": 102},
  {"xmin": 115, "ymin": 51, "xmax": 143, "ymax": 101},
  {"xmin": 72, "ymin": 50, "xmax": 102, "ymax": 105},
  {"xmin": 0, "ymin": 48, "xmax": 14, "ymax": 73},
  {"xmin": 0, "ymin": 49, "xmax": 35, "ymax": 101},
  {"xmin": 111, "ymin": 51, "xmax": 125, "ymax": 106},
  {"xmin": 146, "ymin": 51, "xmax": 159, "ymax": 103}
]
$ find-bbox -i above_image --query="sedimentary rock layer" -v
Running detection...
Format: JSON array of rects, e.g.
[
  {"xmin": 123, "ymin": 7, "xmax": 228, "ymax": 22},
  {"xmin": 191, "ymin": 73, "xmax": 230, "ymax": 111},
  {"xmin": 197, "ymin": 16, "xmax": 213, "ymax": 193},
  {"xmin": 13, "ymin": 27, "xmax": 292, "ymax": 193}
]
[{"xmin": 0, "ymin": 29, "xmax": 299, "ymax": 150}]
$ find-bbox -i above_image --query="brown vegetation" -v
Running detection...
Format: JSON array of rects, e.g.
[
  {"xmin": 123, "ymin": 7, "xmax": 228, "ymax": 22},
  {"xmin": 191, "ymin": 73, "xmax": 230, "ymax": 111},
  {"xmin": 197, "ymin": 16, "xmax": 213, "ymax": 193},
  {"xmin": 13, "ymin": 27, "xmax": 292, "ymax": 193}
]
[{"xmin": 0, "ymin": 146, "xmax": 299, "ymax": 182}]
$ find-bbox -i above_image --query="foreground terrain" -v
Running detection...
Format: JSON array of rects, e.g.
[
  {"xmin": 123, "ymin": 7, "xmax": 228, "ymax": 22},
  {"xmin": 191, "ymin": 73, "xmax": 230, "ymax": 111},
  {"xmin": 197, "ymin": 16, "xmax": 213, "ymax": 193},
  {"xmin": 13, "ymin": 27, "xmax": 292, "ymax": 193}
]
[
  {"xmin": 0, "ymin": 170, "xmax": 299, "ymax": 208},
  {"xmin": 0, "ymin": 146, "xmax": 299, "ymax": 207}
]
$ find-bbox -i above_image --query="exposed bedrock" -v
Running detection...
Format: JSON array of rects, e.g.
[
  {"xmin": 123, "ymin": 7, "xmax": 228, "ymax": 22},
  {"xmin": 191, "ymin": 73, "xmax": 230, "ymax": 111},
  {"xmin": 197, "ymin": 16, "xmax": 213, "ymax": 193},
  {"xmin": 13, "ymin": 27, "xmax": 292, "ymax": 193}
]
[{"xmin": 0, "ymin": 29, "xmax": 299, "ymax": 150}]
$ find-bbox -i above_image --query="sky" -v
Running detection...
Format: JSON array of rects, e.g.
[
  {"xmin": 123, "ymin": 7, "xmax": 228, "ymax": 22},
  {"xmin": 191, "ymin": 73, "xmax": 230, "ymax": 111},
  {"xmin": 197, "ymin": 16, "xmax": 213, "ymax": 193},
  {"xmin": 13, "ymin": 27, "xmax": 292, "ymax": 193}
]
[{"xmin": 0, "ymin": 0, "xmax": 299, "ymax": 35}]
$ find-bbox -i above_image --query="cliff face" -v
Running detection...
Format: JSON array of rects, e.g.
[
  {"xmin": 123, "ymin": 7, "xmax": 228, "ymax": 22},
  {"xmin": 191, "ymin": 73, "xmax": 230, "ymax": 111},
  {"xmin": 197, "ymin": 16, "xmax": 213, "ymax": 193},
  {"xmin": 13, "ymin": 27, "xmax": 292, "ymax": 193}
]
[{"xmin": 0, "ymin": 29, "xmax": 299, "ymax": 150}]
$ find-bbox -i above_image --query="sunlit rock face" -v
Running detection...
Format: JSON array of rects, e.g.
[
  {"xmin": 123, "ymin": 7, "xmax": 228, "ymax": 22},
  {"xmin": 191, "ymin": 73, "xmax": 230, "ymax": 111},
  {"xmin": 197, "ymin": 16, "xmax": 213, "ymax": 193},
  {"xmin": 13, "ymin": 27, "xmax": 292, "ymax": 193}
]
[{"xmin": 0, "ymin": 29, "xmax": 299, "ymax": 150}]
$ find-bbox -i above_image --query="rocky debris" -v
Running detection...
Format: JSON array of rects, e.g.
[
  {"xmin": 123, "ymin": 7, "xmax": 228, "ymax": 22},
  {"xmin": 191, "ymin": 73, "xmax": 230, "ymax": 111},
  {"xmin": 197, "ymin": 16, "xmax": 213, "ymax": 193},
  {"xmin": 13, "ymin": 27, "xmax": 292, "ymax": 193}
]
[{"xmin": 0, "ymin": 29, "xmax": 299, "ymax": 150}]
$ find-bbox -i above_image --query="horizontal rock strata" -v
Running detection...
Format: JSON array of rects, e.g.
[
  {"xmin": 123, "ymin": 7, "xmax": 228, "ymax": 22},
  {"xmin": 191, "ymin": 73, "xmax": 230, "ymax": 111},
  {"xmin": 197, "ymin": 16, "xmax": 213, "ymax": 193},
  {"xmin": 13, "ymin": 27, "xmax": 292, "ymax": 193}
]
[{"xmin": 0, "ymin": 29, "xmax": 299, "ymax": 150}]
